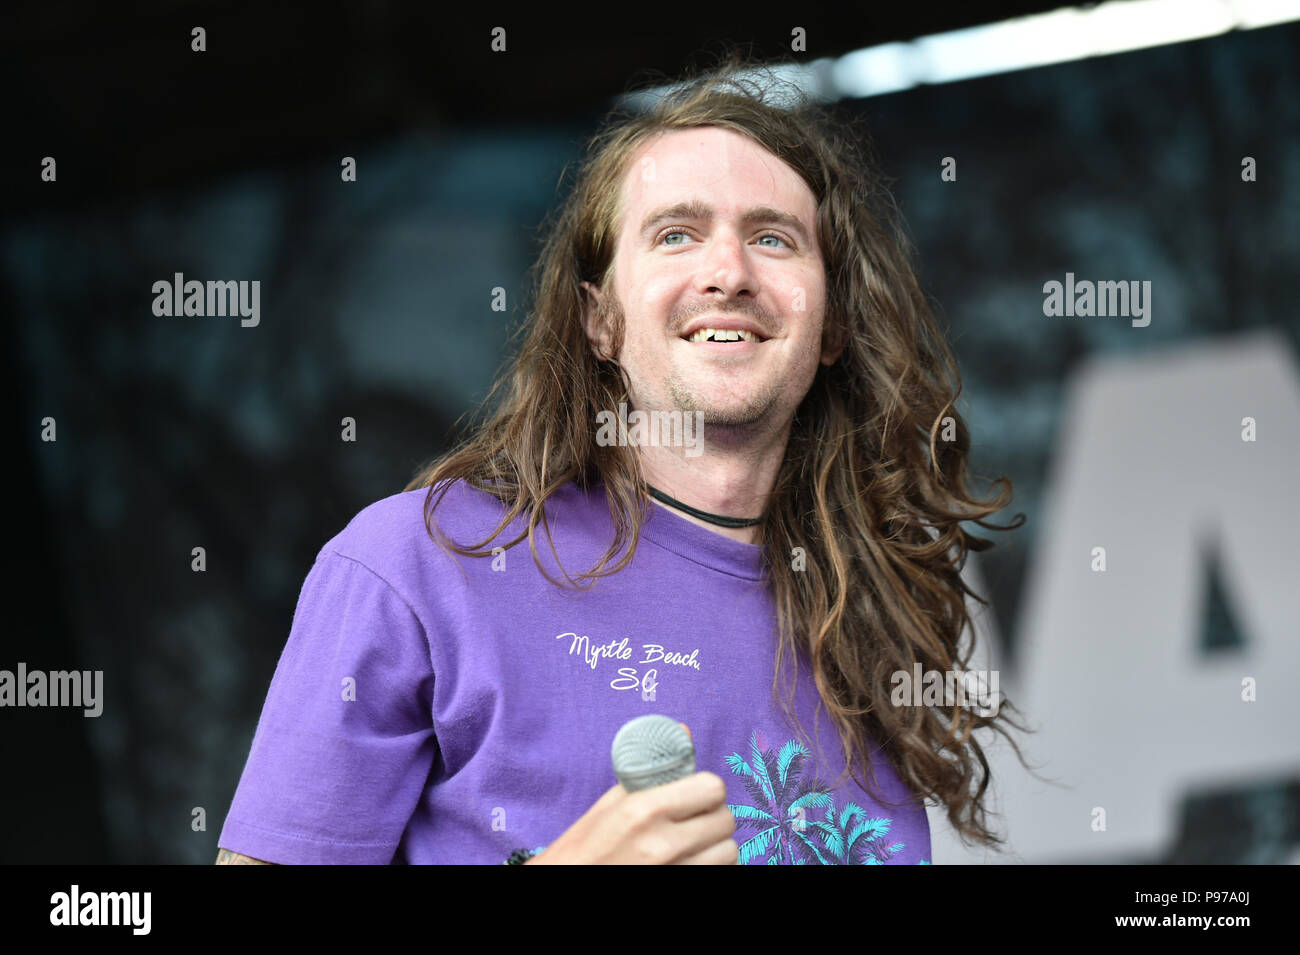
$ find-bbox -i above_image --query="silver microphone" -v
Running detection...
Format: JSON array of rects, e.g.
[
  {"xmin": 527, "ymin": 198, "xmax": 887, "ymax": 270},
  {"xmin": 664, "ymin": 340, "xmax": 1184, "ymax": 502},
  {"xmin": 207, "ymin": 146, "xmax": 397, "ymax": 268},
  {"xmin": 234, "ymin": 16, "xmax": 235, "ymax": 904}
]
[{"xmin": 611, "ymin": 714, "xmax": 696, "ymax": 792}]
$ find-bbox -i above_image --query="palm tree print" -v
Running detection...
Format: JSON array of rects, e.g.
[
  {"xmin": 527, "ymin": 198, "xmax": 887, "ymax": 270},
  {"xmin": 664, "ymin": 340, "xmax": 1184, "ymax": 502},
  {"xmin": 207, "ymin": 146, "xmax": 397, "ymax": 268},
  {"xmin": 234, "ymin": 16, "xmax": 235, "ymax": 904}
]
[{"xmin": 724, "ymin": 730, "xmax": 918, "ymax": 865}]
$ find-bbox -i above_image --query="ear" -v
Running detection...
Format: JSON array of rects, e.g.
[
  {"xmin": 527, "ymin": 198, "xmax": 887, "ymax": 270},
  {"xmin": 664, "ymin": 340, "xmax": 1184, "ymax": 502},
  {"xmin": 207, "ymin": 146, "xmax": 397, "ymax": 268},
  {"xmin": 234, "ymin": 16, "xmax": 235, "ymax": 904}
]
[
  {"xmin": 819, "ymin": 323, "xmax": 847, "ymax": 366},
  {"xmin": 581, "ymin": 280, "xmax": 611, "ymax": 361}
]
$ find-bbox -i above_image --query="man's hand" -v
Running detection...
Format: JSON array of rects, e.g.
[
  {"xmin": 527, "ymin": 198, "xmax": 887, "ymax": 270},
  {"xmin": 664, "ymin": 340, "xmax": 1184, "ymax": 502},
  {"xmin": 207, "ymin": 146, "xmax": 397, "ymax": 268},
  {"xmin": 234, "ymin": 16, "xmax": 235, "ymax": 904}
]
[{"xmin": 526, "ymin": 721, "xmax": 739, "ymax": 865}]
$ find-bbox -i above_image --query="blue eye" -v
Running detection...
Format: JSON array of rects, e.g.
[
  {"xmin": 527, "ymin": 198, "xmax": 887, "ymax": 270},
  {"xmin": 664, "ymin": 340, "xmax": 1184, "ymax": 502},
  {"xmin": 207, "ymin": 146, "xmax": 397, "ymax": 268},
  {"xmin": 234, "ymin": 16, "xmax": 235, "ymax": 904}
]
[{"xmin": 658, "ymin": 230, "xmax": 790, "ymax": 248}]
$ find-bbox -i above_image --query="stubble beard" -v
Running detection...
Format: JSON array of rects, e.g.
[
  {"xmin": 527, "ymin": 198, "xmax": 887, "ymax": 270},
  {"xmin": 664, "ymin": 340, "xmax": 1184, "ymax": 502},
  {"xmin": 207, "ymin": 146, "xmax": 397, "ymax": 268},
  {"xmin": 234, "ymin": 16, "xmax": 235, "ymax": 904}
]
[
  {"xmin": 601, "ymin": 294, "xmax": 783, "ymax": 433},
  {"xmin": 663, "ymin": 369, "xmax": 781, "ymax": 431}
]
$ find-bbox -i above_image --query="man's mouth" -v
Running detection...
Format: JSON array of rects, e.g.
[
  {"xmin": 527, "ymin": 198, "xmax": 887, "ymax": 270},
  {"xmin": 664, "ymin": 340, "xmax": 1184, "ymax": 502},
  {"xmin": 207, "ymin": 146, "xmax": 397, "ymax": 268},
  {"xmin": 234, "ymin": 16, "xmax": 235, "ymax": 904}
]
[{"xmin": 680, "ymin": 327, "xmax": 767, "ymax": 344}]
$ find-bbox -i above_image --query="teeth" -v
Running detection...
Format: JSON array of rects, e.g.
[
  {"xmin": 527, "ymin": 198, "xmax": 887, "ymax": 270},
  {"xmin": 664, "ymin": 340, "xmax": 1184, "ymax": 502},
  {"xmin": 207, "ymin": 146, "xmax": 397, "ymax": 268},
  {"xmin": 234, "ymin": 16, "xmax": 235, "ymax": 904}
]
[{"xmin": 688, "ymin": 328, "xmax": 760, "ymax": 343}]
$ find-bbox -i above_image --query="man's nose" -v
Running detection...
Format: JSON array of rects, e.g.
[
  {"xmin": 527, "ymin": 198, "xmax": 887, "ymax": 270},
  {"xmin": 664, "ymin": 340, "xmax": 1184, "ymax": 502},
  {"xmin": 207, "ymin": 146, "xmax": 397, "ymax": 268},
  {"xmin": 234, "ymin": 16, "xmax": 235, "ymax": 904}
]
[{"xmin": 699, "ymin": 233, "xmax": 756, "ymax": 298}]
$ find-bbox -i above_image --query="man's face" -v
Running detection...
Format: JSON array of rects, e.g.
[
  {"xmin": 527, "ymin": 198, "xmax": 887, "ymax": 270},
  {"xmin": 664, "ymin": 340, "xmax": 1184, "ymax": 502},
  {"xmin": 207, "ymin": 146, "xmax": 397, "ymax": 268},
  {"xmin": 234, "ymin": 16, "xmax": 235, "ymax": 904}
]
[{"xmin": 583, "ymin": 126, "xmax": 840, "ymax": 438}]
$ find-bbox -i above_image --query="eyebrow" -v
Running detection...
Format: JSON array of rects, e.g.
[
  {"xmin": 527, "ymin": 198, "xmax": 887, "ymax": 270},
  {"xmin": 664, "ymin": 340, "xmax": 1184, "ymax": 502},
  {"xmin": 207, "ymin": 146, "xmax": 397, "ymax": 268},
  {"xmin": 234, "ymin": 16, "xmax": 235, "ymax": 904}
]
[{"xmin": 639, "ymin": 200, "xmax": 811, "ymax": 245}]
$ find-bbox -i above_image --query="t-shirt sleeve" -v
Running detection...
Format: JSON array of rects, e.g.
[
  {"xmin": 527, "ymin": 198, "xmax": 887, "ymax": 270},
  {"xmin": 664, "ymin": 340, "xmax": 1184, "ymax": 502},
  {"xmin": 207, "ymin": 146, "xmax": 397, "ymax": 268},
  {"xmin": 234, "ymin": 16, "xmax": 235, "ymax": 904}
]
[{"xmin": 218, "ymin": 548, "xmax": 437, "ymax": 864}]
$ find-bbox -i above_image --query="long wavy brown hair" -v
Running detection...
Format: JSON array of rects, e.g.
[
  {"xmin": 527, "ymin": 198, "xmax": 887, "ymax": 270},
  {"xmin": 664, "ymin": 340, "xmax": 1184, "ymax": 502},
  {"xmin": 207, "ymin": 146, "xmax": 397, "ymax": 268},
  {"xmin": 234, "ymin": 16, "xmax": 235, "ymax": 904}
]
[{"xmin": 404, "ymin": 51, "xmax": 1034, "ymax": 849}]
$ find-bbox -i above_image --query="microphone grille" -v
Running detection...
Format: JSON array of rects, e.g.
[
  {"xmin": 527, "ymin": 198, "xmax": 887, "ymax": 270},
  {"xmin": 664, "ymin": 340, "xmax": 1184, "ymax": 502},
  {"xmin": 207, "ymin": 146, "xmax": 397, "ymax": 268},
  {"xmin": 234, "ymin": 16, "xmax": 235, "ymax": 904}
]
[{"xmin": 611, "ymin": 714, "xmax": 696, "ymax": 792}]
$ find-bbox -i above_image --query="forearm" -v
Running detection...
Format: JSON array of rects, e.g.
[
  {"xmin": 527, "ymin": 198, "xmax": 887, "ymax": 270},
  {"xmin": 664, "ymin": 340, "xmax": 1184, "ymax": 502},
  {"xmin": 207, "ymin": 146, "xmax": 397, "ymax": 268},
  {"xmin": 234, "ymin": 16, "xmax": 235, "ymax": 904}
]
[{"xmin": 215, "ymin": 848, "xmax": 277, "ymax": 865}]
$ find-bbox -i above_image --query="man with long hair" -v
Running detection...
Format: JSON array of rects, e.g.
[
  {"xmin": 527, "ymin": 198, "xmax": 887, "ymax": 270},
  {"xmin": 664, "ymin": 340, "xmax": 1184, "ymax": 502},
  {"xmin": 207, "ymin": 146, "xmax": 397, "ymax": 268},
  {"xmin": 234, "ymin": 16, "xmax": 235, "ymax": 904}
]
[{"xmin": 217, "ymin": 54, "xmax": 1027, "ymax": 866}]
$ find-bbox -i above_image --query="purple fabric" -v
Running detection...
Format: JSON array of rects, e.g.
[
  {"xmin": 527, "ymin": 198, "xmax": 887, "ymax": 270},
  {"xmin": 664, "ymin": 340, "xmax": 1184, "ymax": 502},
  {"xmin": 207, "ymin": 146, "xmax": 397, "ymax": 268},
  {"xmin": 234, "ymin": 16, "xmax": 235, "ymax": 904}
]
[{"xmin": 219, "ymin": 478, "xmax": 932, "ymax": 864}]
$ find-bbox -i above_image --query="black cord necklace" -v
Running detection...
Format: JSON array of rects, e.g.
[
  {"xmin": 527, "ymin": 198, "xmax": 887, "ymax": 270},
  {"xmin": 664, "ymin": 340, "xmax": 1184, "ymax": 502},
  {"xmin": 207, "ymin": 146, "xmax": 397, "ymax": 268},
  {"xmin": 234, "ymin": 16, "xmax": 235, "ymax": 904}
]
[{"xmin": 644, "ymin": 483, "xmax": 765, "ymax": 528}]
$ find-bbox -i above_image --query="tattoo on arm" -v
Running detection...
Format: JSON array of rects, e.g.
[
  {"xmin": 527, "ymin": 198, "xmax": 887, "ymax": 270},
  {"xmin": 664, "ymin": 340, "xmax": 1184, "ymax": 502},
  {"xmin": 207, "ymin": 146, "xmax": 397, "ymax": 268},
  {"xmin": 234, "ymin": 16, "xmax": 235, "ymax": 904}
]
[{"xmin": 215, "ymin": 848, "xmax": 276, "ymax": 865}]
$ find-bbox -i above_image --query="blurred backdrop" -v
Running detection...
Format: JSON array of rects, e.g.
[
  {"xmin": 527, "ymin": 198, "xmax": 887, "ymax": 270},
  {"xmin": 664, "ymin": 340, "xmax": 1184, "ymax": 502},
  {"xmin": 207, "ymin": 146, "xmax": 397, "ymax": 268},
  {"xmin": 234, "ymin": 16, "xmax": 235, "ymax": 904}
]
[{"xmin": 2, "ymin": 1, "xmax": 1297, "ymax": 864}]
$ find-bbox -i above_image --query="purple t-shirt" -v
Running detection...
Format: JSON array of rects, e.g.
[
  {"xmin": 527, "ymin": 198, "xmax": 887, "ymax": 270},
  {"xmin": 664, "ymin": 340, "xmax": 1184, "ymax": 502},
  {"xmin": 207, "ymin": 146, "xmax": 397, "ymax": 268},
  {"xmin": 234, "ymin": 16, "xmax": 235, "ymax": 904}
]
[{"xmin": 219, "ymin": 478, "xmax": 932, "ymax": 864}]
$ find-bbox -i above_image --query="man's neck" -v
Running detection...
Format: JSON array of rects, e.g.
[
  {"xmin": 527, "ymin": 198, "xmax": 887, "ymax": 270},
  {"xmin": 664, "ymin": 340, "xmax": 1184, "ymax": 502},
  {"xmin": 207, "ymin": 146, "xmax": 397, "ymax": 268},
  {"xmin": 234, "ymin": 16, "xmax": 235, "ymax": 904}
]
[{"xmin": 637, "ymin": 444, "xmax": 784, "ymax": 546}]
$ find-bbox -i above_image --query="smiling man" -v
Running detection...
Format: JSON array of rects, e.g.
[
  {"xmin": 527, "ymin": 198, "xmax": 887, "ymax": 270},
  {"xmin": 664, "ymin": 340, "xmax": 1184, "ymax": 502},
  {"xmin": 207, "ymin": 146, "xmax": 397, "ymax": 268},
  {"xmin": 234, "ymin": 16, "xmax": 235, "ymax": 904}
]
[
  {"xmin": 581, "ymin": 127, "xmax": 838, "ymax": 545},
  {"xmin": 217, "ymin": 55, "xmax": 1027, "ymax": 866}
]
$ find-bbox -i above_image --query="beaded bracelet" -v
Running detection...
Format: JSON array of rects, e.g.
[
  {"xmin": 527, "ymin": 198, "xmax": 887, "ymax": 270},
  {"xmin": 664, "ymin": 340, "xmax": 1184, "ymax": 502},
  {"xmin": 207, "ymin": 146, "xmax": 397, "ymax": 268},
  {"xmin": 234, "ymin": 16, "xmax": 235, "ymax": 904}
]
[{"xmin": 503, "ymin": 845, "xmax": 547, "ymax": 865}]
